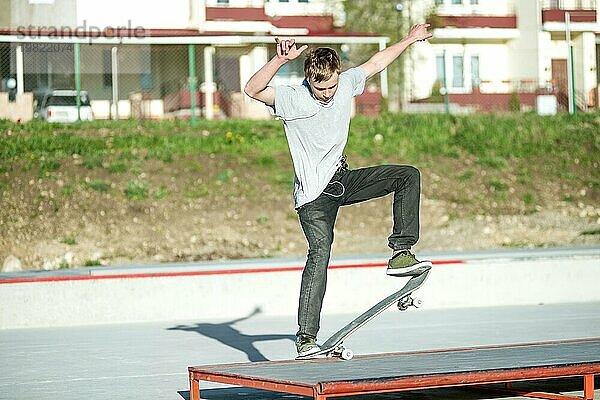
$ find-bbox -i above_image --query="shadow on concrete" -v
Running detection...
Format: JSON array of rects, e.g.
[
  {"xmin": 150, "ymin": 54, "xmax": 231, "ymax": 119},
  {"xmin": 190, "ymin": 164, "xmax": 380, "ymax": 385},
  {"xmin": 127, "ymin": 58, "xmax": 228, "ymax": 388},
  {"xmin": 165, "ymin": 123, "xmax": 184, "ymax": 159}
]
[
  {"xmin": 178, "ymin": 388, "xmax": 307, "ymax": 399},
  {"xmin": 168, "ymin": 307, "xmax": 295, "ymax": 362}
]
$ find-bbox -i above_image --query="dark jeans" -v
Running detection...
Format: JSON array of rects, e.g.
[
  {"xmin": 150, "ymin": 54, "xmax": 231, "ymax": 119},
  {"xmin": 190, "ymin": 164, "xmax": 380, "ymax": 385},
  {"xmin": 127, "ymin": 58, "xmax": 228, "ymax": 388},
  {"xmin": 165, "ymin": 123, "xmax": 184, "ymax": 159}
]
[{"xmin": 295, "ymin": 164, "xmax": 421, "ymax": 338}]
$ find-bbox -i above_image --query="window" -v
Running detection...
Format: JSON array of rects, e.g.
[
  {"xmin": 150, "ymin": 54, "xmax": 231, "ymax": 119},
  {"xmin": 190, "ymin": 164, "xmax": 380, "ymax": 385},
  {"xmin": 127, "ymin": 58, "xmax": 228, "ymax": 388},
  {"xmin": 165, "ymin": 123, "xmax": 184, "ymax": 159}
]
[
  {"xmin": 470, "ymin": 55, "xmax": 480, "ymax": 88},
  {"xmin": 299, "ymin": 0, "xmax": 309, "ymax": 2},
  {"xmin": 451, "ymin": 0, "xmax": 462, "ymax": 4},
  {"xmin": 217, "ymin": 0, "xmax": 229, "ymax": 3},
  {"xmin": 46, "ymin": 95, "xmax": 90, "ymax": 107},
  {"xmin": 452, "ymin": 55, "xmax": 464, "ymax": 88},
  {"xmin": 470, "ymin": 0, "xmax": 478, "ymax": 4},
  {"xmin": 434, "ymin": 0, "xmax": 444, "ymax": 4}
]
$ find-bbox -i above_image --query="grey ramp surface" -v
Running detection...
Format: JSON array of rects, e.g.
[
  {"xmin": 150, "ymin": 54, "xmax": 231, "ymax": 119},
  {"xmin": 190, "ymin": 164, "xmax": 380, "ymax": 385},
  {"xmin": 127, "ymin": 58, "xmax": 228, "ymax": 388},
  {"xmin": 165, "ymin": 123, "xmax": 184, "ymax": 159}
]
[
  {"xmin": 2, "ymin": 303, "xmax": 600, "ymax": 400},
  {"xmin": 195, "ymin": 340, "xmax": 600, "ymax": 385}
]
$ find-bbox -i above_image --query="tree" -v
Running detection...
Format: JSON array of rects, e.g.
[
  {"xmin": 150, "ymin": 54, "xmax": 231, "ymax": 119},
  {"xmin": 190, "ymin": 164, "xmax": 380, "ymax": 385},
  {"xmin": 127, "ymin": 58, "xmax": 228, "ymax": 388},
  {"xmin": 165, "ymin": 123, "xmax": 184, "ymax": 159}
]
[{"xmin": 342, "ymin": 0, "xmax": 408, "ymax": 110}]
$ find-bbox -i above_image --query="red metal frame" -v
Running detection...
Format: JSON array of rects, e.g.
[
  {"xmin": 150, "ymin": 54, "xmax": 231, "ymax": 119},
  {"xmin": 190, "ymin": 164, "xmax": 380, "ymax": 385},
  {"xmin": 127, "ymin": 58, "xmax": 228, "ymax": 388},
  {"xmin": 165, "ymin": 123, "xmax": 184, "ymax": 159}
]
[
  {"xmin": 189, "ymin": 340, "xmax": 600, "ymax": 400},
  {"xmin": 474, "ymin": 377, "xmax": 595, "ymax": 400},
  {"xmin": 189, "ymin": 367, "xmax": 598, "ymax": 400}
]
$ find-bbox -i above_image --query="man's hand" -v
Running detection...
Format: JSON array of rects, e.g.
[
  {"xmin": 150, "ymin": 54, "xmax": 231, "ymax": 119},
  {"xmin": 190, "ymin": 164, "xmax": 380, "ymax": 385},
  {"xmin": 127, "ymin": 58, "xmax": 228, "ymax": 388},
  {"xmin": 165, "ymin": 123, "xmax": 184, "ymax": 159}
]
[
  {"xmin": 407, "ymin": 23, "xmax": 433, "ymax": 43},
  {"xmin": 244, "ymin": 38, "xmax": 307, "ymax": 105},
  {"xmin": 275, "ymin": 38, "xmax": 308, "ymax": 62}
]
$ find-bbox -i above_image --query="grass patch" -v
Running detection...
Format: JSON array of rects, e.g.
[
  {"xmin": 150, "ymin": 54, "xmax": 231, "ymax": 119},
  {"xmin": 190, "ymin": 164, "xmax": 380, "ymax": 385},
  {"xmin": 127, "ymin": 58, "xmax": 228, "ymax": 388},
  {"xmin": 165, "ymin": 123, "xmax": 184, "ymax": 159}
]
[
  {"xmin": 152, "ymin": 185, "xmax": 169, "ymax": 200},
  {"xmin": 2, "ymin": 114, "xmax": 597, "ymax": 169},
  {"xmin": 83, "ymin": 155, "xmax": 104, "ymax": 169},
  {"xmin": 252, "ymin": 155, "xmax": 276, "ymax": 167},
  {"xmin": 457, "ymin": 170, "xmax": 474, "ymax": 182},
  {"xmin": 124, "ymin": 180, "xmax": 149, "ymax": 200},
  {"xmin": 523, "ymin": 192, "xmax": 536, "ymax": 206},
  {"xmin": 60, "ymin": 185, "xmax": 75, "ymax": 196},
  {"xmin": 84, "ymin": 259, "xmax": 101, "ymax": 266},
  {"xmin": 88, "ymin": 180, "xmax": 111, "ymax": 192},
  {"xmin": 1, "ymin": 115, "xmax": 598, "ymax": 219},
  {"xmin": 62, "ymin": 236, "xmax": 77, "ymax": 245},
  {"xmin": 562, "ymin": 194, "xmax": 574, "ymax": 202},
  {"xmin": 477, "ymin": 156, "xmax": 508, "ymax": 169},
  {"xmin": 489, "ymin": 179, "xmax": 509, "ymax": 192},
  {"xmin": 185, "ymin": 186, "xmax": 209, "ymax": 199},
  {"xmin": 107, "ymin": 162, "xmax": 128, "ymax": 173},
  {"xmin": 581, "ymin": 228, "xmax": 600, "ymax": 236},
  {"xmin": 39, "ymin": 158, "xmax": 61, "ymax": 177},
  {"xmin": 216, "ymin": 169, "xmax": 234, "ymax": 182}
]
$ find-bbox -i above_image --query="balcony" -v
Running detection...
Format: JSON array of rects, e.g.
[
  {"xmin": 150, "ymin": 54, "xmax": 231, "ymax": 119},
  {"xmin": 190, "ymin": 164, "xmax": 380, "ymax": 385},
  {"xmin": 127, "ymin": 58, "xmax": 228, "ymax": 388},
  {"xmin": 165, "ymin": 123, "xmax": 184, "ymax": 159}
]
[
  {"xmin": 429, "ymin": 17, "xmax": 518, "ymax": 43},
  {"xmin": 541, "ymin": 0, "xmax": 597, "ymax": 23},
  {"xmin": 434, "ymin": 1, "xmax": 515, "ymax": 17},
  {"xmin": 428, "ymin": 1, "xmax": 517, "ymax": 38},
  {"xmin": 434, "ymin": 15, "xmax": 517, "ymax": 29}
]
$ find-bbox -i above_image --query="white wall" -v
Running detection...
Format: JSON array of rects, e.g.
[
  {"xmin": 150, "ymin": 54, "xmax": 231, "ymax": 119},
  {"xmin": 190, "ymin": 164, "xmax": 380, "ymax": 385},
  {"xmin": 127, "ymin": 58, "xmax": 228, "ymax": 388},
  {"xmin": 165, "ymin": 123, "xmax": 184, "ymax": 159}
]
[
  {"xmin": 10, "ymin": 0, "xmax": 77, "ymax": 27},
  {"xmin": 75, "ymin": 0, "xmax": 192, "ymax": 29},
  {"xmin": 434, "ymin": 0, "xmax": 514, "ymax": 16},
  {"xmin": 508, "ymin": 0, "xmax": 540, "ymax": 82},
  {"xmin": 574, "ymin": 31, "xmax": 598, "ymax": 104},
  {"xmin": 1, "ymin": 253, "xmax": 598, "ymax": 329},
  {"xmin": 421, "ymin": 43, "xmax": 511, "ymax": 95}
]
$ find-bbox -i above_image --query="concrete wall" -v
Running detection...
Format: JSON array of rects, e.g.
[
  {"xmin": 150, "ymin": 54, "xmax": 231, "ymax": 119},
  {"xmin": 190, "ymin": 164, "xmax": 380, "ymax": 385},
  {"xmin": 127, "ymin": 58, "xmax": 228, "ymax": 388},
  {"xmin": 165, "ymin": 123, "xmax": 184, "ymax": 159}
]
[
  {"xmin": 0, "ymin": 0, "xmax": 10, "ymax": 27},
  {"xmin": 0, "ymin": 249, "xmax": 598, "ymax": 329},
  {"xmin": 10, "ymin": 0, "xmax": 77, "ymax": 28},
  {"xmin": 75, "ymin": 0, "xmax": 191, "ymax": 29},
  {"xmin": 0, "ymin": 92, "xmax": 33, "ymax": 122},
  {"xmin": 509, "ymin": 0, "xmax": 540, "ymax": 82}
]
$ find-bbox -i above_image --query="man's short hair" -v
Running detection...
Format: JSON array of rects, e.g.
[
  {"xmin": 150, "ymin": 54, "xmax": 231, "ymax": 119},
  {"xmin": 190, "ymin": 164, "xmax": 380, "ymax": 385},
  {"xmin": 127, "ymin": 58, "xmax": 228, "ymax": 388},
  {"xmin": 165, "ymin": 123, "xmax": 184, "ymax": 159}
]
[{"xmin": 304, "ymin": 47, "xmax": 341, "ymax": 83}]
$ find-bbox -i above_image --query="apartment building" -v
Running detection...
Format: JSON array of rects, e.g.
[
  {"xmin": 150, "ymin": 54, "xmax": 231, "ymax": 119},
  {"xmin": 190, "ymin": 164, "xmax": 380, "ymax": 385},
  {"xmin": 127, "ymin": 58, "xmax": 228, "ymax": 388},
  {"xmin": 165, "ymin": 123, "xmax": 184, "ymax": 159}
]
[
  {"xmin": 0, "ymin": 0, "xmax": 386, "ymax": 120},
  {"xmin": 1, "ymin": 0, "xmax": 597, "ymax": 118},
  {"xmin": 406, "ymin": 0, "xmax": 600, "ymax": 111}
]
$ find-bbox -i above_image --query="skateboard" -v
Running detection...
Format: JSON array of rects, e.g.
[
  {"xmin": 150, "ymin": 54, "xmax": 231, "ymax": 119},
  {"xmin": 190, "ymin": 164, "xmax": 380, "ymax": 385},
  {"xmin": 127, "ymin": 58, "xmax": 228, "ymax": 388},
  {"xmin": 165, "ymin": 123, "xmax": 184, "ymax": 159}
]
[{"xmin": 296, "ymin": 266, "xmax": 431, "ymax": 361}]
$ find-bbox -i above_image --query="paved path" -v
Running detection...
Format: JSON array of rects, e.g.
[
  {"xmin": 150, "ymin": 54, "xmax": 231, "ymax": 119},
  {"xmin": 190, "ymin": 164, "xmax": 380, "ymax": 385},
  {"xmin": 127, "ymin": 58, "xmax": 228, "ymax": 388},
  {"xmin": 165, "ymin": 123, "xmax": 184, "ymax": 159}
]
[{"xmin": 2, "ymin": 302, "xmax": 600, "ymax": 400}]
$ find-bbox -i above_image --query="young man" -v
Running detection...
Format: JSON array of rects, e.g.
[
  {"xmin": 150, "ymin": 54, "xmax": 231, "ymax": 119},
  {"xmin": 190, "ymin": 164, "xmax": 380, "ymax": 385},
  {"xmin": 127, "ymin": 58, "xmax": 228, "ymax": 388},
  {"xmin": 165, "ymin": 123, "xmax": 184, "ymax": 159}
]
[{"xmin": 244, "ymin": 24, "xmax": 433, "ymax": 358}]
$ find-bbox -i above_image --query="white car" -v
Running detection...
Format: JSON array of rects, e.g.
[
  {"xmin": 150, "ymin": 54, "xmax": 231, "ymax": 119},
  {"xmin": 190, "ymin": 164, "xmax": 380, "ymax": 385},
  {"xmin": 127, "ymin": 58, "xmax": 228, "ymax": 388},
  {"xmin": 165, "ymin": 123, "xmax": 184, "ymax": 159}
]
[{"xmin": 39, "ymin": 90, "xmax": 94, "ymax": 122}]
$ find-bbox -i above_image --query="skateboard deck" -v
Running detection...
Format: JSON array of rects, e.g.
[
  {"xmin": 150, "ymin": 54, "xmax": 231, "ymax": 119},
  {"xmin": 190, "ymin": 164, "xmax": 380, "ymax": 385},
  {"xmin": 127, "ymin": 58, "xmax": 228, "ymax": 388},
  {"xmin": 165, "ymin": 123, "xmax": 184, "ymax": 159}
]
[{"xmin": 297, "ymin": 266, "xmax": 431, "ymax": 360}]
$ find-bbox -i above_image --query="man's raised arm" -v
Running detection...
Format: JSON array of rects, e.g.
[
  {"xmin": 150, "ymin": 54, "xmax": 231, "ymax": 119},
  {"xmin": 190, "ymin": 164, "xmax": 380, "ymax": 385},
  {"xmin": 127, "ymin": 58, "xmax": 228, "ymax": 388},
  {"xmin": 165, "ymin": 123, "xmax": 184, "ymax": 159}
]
[
  {"xmin": 360, "ymin": 24, "xmax": 432, "ymax": 80},
  {"xmin": 244, "ymin": 38, "xmax": 308, "ymax": 106}
]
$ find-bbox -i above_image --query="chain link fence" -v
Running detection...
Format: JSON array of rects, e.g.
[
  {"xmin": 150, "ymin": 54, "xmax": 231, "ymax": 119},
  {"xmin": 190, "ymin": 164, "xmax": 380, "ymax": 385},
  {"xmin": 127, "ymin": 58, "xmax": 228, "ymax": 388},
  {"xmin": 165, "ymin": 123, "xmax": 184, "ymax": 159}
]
[
  {"xmin": 1, "ymin": 33, "xmax": 598, "ymax": 122},
  {"xmin": 0, "ymin": 38, "xmax": 384, "ymax": 122}
]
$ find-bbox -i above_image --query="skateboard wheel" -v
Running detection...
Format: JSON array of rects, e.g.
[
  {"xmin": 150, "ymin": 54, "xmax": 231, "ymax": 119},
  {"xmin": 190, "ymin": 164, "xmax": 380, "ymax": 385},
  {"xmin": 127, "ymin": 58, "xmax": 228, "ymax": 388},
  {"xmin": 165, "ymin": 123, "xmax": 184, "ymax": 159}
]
[
  {"xmin": 340, "ymin": 348, "xmax": 354, "ymax": 360},
  {"xmin": 413, "ymin": 297, "xmax": 423, "ymax": 308}
]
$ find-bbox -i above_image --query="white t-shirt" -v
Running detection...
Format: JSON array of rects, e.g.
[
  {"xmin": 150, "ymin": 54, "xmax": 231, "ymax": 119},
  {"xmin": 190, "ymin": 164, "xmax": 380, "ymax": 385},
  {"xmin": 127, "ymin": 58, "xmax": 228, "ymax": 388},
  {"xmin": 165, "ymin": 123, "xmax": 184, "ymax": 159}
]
[{"xmin": 273, "ymin": 66, "xmax": 366, "ymax": 208}]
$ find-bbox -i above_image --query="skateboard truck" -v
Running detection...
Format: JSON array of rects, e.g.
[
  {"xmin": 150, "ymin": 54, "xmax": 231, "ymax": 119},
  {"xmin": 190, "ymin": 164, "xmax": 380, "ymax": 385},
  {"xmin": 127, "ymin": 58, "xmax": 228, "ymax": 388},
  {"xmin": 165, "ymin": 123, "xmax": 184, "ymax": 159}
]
[
  {"xmin": 397, "ymin": 295, "xmax": 423, "ymax": 311},
  {"xmin": 329, "ymin": 344, "xmax": 354, "ymax": 360}
]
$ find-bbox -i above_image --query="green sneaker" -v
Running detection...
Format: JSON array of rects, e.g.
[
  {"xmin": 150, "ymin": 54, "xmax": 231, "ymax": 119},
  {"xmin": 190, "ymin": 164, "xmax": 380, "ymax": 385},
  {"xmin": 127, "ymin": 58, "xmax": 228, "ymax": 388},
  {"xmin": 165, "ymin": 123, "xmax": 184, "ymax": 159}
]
[
  {"xmin": 387, "ymin": 250, "xmax": 432, "ymax": 277},
  {"xmin": 296, "ymin": 334, "xmax": 321, "ymax": 357}
]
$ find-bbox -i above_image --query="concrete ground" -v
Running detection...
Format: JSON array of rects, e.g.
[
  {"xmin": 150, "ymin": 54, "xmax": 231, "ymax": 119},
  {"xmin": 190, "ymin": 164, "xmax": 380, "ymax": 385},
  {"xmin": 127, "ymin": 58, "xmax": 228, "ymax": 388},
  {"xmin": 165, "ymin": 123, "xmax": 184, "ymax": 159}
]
[{"xmin": 1, "ymin": 302, "xmax": 599, "ymax": 400}]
